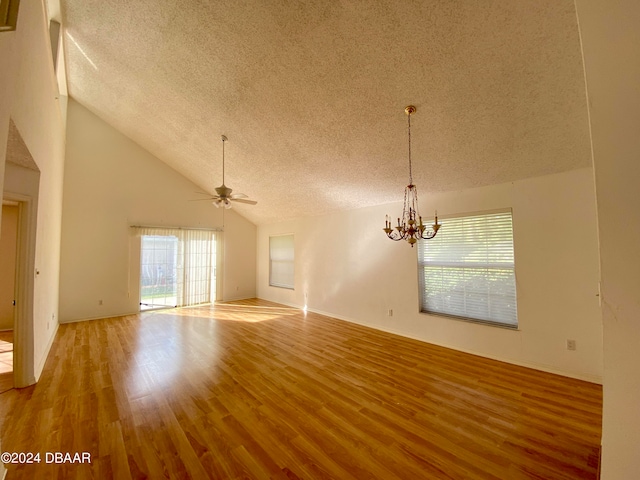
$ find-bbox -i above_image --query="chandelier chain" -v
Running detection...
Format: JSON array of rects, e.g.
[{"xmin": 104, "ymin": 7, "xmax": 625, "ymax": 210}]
[{"xmin": 408, "ymin": 111, "xmax": 413, "ymax": 185}]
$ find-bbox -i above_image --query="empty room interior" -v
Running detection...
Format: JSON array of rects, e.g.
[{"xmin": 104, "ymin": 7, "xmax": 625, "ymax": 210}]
[{"xmin": 0, "ymin": 1, "xmax": 638, "ymax": 479}]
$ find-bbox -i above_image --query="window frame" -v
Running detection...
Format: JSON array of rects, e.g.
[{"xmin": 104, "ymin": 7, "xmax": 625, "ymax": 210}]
[{"xmin": 417, "ymin": 209, "xmax": 518, "ymax": 329}]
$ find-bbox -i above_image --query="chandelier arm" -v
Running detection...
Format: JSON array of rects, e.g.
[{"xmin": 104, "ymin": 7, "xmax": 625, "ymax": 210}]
[
  {"xmin": 389, "ymin": 236, "xmax": 406, "ymax": 242},
  {"xmin": 385, "ymin": 229, "xmax": 404, "ymax": 242},
  {"xmin": 419, "ymin": 230, "xmax": 437, "ymax": 240}
]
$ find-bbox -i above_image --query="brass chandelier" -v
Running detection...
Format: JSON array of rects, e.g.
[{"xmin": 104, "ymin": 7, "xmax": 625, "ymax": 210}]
[{"xmin": 384, "ymin": 105, "xmax": 440, "ymax": 246}]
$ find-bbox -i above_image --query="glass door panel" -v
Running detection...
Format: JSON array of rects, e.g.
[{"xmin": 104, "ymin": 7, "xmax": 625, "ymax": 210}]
[{"xmin": 140, "ymin": 235, "xmax": 178, "ymax": 310}]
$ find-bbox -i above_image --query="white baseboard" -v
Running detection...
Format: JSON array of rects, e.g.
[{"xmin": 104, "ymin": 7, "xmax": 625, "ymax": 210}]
[
  {"xmin": 34, "ymin": 321, "xmax": 59, "ymax": 382},
  {"xmin": 59, "ymin": 310, "xmax": 141, "ymax": 324},
  {"xmin": 220, "ymin": 295, "xmax": 256, "ymax": 302}
]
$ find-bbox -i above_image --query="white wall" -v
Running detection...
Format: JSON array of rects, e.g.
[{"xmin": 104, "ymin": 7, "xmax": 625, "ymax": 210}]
[
  {"xmin": 574, "ymin": 1, "xmax": 640, "ymax": 477},
  {"xmin": 222, "ymin": 207, "xmax": 258, "ymax": 301},
  {"xmin": 0, "ymin": 8, "xmax": 18, "ymax": 208},
  {"xmin": 258, "ymin": 168, "xmax": 602, "ymax": 382},
  {"xmin": 59, "ymin": 99, "xmax": 256, "ymax": 323},
  {"xmin": 1, "ymin": 0, "xmax": 66, "ymax": 385}
]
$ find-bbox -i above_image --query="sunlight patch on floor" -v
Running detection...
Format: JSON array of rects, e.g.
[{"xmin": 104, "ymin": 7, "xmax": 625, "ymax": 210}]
[
  {"xmin": 154, "ymin": 302, "xmax": 301, "ymax": 323},
  {"xmin": 0, "ymin": 339, "xmax": 13, "ymax": 374}
]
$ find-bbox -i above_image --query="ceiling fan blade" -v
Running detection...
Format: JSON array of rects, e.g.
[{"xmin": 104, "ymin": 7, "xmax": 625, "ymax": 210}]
[
  {"xmin": 188, "ymin": 196, "xmax": 220, "ymax": 202},
  {"xmin": 231, "ymin": 198, "xmax": 257, "ymax": 205},
  {"xmin": 230, "ymin": 192, "xmax": 248, "ymax": 199}
]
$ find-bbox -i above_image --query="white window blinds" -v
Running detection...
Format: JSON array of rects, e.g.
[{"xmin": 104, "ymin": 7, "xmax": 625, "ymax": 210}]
[
  {"xmin": 418, "ymin": 210, "xmax": 518, "ymax": 328},
  {"xmin": 269, "ymin": 234, "xmax": 294, "ymax": 289}
]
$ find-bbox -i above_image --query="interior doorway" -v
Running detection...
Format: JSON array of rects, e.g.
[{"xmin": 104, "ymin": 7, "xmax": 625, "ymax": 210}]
[
  {"xmin": 0, "ymin": 202, "xmax": 19, "ymax": 392},
  {"xmin": 4, "ymin": 119, "xmax": 41, "ymax": 388}
]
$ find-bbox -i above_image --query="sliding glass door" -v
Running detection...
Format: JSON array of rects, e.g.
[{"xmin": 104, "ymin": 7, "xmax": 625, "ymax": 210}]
[{"xmin": 136, "ymin": 227, "xmax": 217, "ymax": 310}]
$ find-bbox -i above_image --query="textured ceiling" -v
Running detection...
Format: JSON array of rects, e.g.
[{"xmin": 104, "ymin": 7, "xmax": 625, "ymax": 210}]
[
  {"xmin": 7, "ymin": 120, "xmax": 39, "ymax": 171},
  {"xmin": 60, "ymin": 0, "xmax": 591, "ymax": 225}
]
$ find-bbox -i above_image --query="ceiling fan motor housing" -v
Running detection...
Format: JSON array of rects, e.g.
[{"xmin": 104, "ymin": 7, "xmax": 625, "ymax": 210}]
[{"xmin": 215, "ymin": 185, "xmax": 233, "ymax": 198}]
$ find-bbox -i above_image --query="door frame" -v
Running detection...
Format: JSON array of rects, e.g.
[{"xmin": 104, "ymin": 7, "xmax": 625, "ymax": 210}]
[{"xmin": 3, "ymin": 192, "xmax": 36, "ymax": 387}]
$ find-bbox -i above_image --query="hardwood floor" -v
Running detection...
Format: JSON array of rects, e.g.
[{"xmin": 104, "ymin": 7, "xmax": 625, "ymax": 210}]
[{"xmin": 0, "ymin": 299, "xmax": 602, "ymax": 479}]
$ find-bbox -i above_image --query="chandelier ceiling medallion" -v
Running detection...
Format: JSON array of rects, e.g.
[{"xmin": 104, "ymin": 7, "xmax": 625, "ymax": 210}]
[{"xmin": 384, "ymin": 105, "xmax": 440, "ymax": 247}]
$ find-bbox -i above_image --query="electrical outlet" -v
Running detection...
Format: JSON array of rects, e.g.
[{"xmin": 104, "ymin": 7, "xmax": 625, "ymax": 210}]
[
  {"xmin": 388, "ymin": 309, "xmax": 393, "ymax": 317},
  {"xmin": 566, "ymin": 339, "xmax": 576, "ymax": 351},
  {"xmin": 98, "ymin": 299, "xmax": 103, "ymax": 306}
]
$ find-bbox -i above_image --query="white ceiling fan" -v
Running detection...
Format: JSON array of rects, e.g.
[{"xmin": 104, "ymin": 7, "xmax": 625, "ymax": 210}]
[{"xmin": 193, "ymin": 135, "xmax": 257, "ymax": 209}]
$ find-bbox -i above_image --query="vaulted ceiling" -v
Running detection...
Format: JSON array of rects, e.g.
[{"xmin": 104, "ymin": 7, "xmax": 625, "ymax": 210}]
[{"xmin": 60, "ymin": 0, "xmax": 591, "ymax": 225}]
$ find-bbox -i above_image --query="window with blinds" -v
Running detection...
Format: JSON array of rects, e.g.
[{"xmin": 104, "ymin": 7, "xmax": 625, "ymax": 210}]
[
  {"xmin": 418, "ymin": 210, "xmax": 518, "ymax": 328},
  {"xmin": 269, "ymin": 234, "xmax": 294, "ymax": 289}
]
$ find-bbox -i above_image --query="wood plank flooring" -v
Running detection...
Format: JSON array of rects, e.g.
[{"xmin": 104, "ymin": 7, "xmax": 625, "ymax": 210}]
[{"xmin": 0, "ymin": 299, "xmax": 602, "ymax": 479}]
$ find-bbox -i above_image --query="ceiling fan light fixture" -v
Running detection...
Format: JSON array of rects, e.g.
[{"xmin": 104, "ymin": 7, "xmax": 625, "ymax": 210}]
[{"xmin": 213, "ymin": 197, "xmax": 232, "ymax": 209}]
